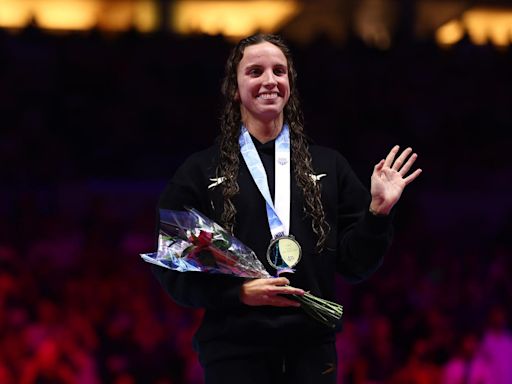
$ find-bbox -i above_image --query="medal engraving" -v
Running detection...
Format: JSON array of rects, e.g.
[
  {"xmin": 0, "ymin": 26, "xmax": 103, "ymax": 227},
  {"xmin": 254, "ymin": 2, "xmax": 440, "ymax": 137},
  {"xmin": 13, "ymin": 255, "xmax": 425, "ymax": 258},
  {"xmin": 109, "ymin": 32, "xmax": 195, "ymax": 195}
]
[
  {"xmin": 266, "ymin": 236, "xmax": 302, "ymax": 270},
  {"xmin": 278, "ymin": 238, "xmax": 301, "ymax": 267}
]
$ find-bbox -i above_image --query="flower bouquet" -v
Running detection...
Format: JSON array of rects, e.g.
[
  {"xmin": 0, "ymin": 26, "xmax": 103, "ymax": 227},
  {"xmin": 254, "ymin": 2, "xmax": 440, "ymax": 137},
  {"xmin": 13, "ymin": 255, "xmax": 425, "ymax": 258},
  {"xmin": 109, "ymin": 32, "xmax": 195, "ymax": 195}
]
[{"xmin": 141, "ymin": 208, "xmax": 343, "ymax": 328}]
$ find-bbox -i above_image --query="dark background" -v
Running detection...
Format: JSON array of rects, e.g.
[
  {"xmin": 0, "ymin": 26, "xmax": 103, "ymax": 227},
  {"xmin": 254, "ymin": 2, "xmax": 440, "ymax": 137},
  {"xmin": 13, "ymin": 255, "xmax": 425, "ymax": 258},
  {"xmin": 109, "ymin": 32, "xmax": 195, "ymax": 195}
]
[{"xmin": 1, "ymin": 7, "xmax": 512, "ymax": 383}]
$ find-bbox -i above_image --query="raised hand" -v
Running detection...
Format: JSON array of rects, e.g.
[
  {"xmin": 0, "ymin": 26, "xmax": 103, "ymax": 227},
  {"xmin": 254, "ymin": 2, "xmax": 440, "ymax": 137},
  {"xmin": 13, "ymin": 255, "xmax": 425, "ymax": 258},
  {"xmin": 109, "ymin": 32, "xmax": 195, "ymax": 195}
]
[
  {"xmin": 240, "ymin": 277, "xmax": 304, "ymax": 307},
  {"xmin": 369, "ymin": 145, "xmax": 422, "ymax": 215}
]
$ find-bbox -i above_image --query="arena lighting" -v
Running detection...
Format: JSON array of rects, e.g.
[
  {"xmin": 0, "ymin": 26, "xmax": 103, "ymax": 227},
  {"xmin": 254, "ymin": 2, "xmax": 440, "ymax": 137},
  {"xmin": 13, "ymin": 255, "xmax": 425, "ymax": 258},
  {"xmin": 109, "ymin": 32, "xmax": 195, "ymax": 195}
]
[
  {"xmin": 436, "ymin": 7, "xmax": 512, "ymax": 47},
  {"xmin": 0, "ymin": 0, "xmax": 158, "ymax": 32},
  {"xmin": 0, "ymin": 0, "xmax": 31, "ymax": 28},
  {"xmin": 28, "ymin": 0, "xmax": 97, "ymax": 30},
  {"xmin": 97, "ymin": 0, "xmax": 158, "ymax": 33},
  {"xmin": 435, "ymin": 20, "xmax": 464, "ymax": 47},
  {"xmin": 171, "ymin": 0, "xmax": 301, "ymax": 38},
  {"xmin": 464, "ymin": 8, "xmax": 512, "ymax": 47}
]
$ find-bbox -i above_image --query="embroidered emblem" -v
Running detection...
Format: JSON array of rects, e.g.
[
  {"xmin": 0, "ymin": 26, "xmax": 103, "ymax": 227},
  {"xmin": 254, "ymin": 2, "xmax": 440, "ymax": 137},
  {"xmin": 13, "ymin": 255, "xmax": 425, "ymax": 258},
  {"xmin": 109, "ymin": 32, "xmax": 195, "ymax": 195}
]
[
  {"xmin": 277, "ymin": 157, "xmax": 288, "ymax": 166},
  {"xmin": 309, "ymin": 173, "xmax": 327, "ymax": 183},
  {"xmin": 208, "ymin": 177, "xmax": 225, "ymax": 189}
]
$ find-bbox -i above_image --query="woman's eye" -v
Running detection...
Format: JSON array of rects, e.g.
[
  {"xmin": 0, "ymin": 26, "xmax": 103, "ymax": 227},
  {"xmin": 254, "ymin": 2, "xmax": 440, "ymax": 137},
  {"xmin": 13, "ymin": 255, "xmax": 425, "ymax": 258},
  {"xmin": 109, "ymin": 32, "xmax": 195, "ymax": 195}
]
[
  {"xmin": 248, "ymin": 69, "xmax": 261, "ymax": 76},
  {"xmin": 274, "ymin": 68, "xmax": 286, "ymax": 75}
]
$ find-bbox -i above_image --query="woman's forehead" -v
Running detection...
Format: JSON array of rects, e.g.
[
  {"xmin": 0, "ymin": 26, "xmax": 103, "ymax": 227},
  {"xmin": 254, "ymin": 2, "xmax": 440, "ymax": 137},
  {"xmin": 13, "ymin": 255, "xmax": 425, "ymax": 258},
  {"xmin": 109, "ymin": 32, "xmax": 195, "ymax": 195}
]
[{"xmin": 239, "ymin": 42, "xmax": 287, "ymax": 67}]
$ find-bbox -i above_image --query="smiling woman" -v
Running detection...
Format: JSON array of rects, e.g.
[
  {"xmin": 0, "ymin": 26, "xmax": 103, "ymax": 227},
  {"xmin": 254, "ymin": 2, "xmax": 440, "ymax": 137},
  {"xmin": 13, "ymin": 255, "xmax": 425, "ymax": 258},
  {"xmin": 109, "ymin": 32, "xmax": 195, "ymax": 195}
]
[{"xmin": 151, "ymin": 33, "xmax": 421, "ymax": 384}]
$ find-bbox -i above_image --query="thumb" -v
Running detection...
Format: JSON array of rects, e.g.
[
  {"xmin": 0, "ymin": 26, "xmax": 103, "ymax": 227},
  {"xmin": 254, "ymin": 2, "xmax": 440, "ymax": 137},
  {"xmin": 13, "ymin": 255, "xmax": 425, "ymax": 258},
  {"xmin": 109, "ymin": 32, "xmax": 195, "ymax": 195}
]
[{"xmin": 373, "ymin": 160, "xmax": 385, "ymax": 176}]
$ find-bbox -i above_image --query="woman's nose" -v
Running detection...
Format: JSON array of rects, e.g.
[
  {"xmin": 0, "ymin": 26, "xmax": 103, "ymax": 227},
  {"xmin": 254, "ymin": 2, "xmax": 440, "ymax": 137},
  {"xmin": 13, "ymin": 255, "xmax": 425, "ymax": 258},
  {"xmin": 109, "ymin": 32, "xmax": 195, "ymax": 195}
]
[{"xmin": 262, "ymin": 70, "xmax": 277, "ymax": 87}]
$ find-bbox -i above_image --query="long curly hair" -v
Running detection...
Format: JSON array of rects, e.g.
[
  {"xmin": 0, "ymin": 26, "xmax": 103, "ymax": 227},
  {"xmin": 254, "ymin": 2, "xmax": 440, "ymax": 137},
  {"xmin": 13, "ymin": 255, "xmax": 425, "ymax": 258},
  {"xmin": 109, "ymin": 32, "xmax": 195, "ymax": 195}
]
[{"xmin": 217, "ymin": 34, "xmax": 329, "ymax": 250}]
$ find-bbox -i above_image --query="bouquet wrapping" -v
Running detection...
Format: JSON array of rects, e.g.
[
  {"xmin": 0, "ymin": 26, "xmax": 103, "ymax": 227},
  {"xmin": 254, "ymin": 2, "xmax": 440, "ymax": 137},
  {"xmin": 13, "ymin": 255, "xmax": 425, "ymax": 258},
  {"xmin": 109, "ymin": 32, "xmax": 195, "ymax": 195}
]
[{"xmin": 141, "ymin": 208, "xmax": 343, "ymax": 328}]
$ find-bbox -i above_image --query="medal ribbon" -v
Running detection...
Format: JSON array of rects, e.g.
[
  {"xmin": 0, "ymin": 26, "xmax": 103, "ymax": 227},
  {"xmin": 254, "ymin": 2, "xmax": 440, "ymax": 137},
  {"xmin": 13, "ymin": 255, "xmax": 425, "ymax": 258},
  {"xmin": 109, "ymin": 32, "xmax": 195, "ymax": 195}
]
[{"xmin": 239, "ymin": 124, "xmax": 291, "ymax": 239}]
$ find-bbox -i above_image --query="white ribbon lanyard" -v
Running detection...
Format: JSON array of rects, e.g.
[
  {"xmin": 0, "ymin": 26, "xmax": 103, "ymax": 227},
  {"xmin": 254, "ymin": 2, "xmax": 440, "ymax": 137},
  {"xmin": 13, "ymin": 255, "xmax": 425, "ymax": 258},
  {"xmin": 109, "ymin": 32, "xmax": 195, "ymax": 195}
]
[{"xmin": 239, "ymin": 124, "xmax": 291, "ymax": 239}]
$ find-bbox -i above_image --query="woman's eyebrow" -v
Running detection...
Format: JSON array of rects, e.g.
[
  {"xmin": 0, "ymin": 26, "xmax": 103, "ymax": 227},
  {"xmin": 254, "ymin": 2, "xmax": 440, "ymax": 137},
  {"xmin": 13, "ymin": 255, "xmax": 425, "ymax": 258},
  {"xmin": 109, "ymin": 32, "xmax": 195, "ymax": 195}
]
[
  {"xmin": 244, "ymin": 64, "xmax": 262, "ymax": 70},
  {"xmin": 244, "ymin": 63, "xmax": 287, "ymax": 70}
]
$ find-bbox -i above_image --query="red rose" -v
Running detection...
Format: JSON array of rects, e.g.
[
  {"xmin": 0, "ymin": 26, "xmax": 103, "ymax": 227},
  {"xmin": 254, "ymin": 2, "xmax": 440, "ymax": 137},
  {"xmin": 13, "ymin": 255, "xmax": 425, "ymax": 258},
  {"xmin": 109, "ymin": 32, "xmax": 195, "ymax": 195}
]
[{"xmin": 196, "ymin": 231, "xmax": 213, "ymax": 247}]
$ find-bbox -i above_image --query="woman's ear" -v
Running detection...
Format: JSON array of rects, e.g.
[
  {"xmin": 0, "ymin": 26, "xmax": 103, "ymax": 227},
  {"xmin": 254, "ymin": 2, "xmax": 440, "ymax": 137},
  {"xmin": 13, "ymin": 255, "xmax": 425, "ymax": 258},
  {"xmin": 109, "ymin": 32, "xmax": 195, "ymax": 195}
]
[{"xmin": 234, "ymin": 90, "xmax": 240, "ymax": 101}]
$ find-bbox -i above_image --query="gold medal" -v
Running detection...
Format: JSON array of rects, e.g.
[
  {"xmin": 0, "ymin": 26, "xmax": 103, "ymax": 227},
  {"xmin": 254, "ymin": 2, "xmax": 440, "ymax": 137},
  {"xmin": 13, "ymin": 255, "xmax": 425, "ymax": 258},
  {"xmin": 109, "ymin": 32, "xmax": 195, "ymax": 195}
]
[{"xmin": 266, "ymin": 235, "xmax": 302, "ymax": 270}]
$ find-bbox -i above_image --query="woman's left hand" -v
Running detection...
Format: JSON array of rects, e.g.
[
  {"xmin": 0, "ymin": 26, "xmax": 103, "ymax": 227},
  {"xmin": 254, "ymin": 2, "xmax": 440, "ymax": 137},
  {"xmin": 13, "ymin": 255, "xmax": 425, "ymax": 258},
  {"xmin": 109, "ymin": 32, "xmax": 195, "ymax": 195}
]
[{"xmin": 369, "ymin": 145, "xmax": 422, "ymax": 215}]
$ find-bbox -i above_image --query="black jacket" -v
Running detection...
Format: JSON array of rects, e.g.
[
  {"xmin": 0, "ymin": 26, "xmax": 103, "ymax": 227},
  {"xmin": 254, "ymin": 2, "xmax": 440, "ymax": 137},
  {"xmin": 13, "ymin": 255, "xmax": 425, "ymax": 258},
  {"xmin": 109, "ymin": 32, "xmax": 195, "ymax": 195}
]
[{"xmin": 152, "ymin": 137, "xmax": 393, "ymax": 365}]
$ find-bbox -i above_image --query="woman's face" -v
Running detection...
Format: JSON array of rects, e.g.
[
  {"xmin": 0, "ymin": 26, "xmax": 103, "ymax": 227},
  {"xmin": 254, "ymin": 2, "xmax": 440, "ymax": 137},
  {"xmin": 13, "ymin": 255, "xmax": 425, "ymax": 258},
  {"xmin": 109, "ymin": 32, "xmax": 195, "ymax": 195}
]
[{"xmin": 236, "ymin": 41, "xmax": 290, "ymax": 125}]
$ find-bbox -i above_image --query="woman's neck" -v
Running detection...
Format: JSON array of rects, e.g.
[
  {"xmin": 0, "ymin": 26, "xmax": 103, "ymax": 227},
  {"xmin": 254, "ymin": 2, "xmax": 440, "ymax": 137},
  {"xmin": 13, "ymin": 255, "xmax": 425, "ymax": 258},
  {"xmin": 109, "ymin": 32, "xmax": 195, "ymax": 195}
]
[{"xmin": 243, "ymin": 115, "xmax": 284, "ymax": 144}]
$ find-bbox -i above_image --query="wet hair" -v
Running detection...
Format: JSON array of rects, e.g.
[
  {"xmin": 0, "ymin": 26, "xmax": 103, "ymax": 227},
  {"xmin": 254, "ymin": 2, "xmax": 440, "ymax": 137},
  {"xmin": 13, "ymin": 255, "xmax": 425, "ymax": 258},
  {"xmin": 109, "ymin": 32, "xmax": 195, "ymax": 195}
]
[{"xmin": 217, "ymin": 33, "xmax": 329, "ymax": 250}]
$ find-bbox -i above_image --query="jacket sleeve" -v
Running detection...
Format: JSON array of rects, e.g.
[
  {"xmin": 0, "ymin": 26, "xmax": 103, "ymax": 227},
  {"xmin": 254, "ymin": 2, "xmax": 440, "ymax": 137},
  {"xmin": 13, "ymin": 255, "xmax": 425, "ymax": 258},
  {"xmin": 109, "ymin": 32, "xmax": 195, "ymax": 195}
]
[
  {"xmin": 151, "ymin": 155, "xmax": 245, "ymax": 310},
  {"xmin": 334, "ymin": 153, "xmax": 394, "ymax": 283}
]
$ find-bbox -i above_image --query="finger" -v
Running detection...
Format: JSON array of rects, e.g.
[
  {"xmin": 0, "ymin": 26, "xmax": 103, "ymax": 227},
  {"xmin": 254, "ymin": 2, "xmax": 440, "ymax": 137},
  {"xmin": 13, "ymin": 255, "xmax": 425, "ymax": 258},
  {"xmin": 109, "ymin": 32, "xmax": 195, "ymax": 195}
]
[
  {"xmin": 271, "ymin": 277, "xmax": 290, "ymax": 286},
  {"xmin": 383, "ymin": 145, "xmax": 400, "ymax": 168},
  {"xmin": 392, "ymin": 147, "xmax": 412, "ymax": 171},
  {"xmin": 399, "ymin": 153, "xmax": 418, "ymax": 176},
  {"xmin": 404, "ymin": 169, "xmax": 422, "ymax": 185},
  {"xmin": 269, "ymin": 285, "xmax": 305, "ymax": 296},
  {"xmin": 268, "ymin": 296, "xmax": 301, "ymax": 308}
]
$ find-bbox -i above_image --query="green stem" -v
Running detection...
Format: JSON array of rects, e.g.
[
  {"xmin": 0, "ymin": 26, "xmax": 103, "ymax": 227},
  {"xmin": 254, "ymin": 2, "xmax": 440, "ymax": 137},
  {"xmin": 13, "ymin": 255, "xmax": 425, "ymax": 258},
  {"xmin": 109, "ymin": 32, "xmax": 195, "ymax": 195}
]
[{"xmin": 288, "ymin": 292, "xmax": 344, "ymax": 328}]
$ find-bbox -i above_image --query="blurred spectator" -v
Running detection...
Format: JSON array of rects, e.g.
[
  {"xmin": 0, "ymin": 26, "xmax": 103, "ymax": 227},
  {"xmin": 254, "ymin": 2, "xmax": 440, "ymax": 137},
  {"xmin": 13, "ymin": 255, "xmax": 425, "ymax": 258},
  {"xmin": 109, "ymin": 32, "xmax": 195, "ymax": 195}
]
[
  {"xmin": 441, "ymin": 331, "xmax": 492, "ymax": 384},
  {"xmin": 20, "ymin": 338, "xmax": 80, "ymax": 384},
  {"xmin": 479, "ymin": 306, "xmax": 512, "ymax": 384},
  {"xmin": 389, "ymin": 339, "xmax": 440, "ymax": 384},
  {"xmin": 353, "ymin": 315, "xmax": 398, "ymax": 383}
]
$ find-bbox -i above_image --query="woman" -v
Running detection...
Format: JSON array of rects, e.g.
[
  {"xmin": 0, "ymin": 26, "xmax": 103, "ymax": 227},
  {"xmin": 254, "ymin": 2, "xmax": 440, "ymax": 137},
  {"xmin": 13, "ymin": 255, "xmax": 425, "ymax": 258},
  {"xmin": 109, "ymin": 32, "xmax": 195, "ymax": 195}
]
[{"xmin": 152, "ymin": 34, "xmax": 421, "ymax": 384}]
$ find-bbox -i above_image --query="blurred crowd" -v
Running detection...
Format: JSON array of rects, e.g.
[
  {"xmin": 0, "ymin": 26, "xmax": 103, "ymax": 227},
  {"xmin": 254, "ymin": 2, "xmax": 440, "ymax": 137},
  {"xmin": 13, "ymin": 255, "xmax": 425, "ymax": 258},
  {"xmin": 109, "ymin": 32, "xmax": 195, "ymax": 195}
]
[
  {"xmin": 1, "ymin": 27, "xmax": 512, "ymax": 383},
  {"xmin": 2, "ymin": 188, "xmax": 511, "ymax": 383}
]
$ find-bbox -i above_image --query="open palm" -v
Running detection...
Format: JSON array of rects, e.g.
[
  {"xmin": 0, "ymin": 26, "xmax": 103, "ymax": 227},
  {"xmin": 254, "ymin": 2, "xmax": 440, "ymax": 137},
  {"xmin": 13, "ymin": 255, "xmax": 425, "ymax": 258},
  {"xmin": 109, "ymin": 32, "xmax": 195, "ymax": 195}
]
[{"xmin": 370, "ymin": 145, "xmax": 422, "ymax": 215}]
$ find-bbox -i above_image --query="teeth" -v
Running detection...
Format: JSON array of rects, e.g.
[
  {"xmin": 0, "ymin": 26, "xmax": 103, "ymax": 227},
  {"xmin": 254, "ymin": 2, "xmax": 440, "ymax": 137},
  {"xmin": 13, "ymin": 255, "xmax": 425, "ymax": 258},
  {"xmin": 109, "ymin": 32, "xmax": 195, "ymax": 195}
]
[{"xmin": 259, "ymin": 93, "xmax": 278, "ymax": 100}]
